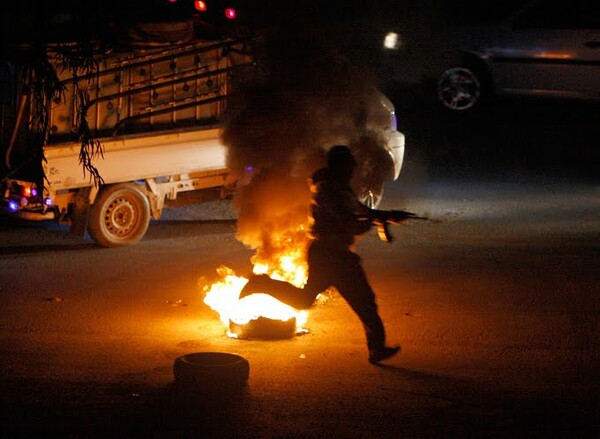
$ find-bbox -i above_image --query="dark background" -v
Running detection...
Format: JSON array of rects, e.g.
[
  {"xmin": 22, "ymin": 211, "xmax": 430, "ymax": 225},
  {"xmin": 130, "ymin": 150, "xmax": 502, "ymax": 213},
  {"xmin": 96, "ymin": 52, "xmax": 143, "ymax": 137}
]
[
  {"xmin": 1, "ymin": 0, "xmax": 596, "ymax": 183},
  {"xmin": 0, "ymin": 0, "xmax": 532, "ymax": 44}
]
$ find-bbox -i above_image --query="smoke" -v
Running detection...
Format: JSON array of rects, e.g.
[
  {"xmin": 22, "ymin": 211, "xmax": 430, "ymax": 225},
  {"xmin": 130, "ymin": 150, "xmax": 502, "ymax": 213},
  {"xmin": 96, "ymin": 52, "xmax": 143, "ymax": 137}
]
[{"xmin": 221, "ymin": 29, "xmax": 395, "ymax": 267}]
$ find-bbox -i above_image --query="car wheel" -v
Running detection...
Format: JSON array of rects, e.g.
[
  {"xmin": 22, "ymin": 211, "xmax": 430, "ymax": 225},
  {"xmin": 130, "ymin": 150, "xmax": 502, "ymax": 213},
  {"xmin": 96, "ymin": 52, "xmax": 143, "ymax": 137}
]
[
  {"xmin": 173, "ymin": 352, "xmax": 250, "ymax": 389},
  {"xmin": 437, "ymin": 65, "xmax": 487, "ymax": 112},
  {"xmin": 360, "ymin": 188, "xmax": 384, "ymax": 209},
  {"xmin": 87, "ymin": 183, "xmax": 151, "ymax": 247}
]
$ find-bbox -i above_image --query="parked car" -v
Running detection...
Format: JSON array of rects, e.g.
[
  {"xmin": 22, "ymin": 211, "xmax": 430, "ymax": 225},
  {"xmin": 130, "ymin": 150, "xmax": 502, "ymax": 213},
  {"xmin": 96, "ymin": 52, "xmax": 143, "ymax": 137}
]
[
  {"xmin": 434, "ymin": 0, "xmax": 600, "ymax": 111},
  {"xmin": 379, "ymin": 0, "xmax": 600, "ymax": 112}
]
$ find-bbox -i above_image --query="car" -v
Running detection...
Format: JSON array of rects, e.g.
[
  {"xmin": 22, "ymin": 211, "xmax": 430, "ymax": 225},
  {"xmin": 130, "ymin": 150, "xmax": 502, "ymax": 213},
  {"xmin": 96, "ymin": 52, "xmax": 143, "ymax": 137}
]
[
  {"xmin": 436, "ymin": 0, "xmax": 600, "ymax": 111},
  {"xmin": 380, "ymin": 0, "xmax": 600, "ymax": 112}
]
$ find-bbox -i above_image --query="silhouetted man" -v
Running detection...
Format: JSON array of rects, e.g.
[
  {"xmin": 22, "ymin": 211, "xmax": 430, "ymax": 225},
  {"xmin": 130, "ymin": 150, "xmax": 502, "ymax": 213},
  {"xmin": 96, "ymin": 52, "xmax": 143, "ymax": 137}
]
[{"xmin": 241, "ymin": 145, "xmax": 400, "ymax": 364}]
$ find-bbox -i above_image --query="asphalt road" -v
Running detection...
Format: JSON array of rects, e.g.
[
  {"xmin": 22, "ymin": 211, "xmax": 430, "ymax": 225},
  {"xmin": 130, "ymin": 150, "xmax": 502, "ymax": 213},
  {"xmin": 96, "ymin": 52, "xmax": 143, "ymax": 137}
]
[{"xmin": 0, "ymin": 98, "xmax": 598, "ymax": 438}]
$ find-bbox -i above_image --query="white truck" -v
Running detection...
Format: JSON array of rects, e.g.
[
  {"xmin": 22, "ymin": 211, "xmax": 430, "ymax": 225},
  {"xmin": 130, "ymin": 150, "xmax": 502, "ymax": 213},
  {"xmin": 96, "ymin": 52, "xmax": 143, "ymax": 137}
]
[
  {"xmin": 1, "ymin": 37, "xmax": 405, "ymax": 247},
  {"xmin": 1, "ymin": 38, "xmax": 250, "ymax": 246}
]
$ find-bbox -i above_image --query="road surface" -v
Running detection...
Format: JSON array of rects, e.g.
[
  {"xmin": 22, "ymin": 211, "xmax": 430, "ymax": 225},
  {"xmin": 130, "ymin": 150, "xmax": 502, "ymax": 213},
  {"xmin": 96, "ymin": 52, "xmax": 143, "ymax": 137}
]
[{"xmin": 0, "ymin": 99, "xmax": 598, "ymax": 438}]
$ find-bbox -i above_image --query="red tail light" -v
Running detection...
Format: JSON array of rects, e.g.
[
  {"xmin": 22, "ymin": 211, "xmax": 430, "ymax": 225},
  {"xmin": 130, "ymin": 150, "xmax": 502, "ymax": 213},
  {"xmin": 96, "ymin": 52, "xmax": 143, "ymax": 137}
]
[
  {"xmin": 224, "ymin": 8, "xmax": 236, "ymax": 19},
  {"xmin": 194, "ymin": 0, "xmax": 207, "ymax": 11}
]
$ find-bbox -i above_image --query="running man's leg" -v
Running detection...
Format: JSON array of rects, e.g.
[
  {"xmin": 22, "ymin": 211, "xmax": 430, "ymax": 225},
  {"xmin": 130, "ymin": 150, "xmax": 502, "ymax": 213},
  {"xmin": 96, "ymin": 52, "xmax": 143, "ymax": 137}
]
[{"xmin": 333, "ymin": 252, "xmax": 386, "ymax": 353}]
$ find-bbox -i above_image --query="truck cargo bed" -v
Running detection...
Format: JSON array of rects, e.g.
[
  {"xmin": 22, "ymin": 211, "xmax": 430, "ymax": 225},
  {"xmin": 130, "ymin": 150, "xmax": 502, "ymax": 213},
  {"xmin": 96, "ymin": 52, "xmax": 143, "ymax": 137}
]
[{"xmin": 44, "ymin": 126, "xmax": 227, "ymax": 190}]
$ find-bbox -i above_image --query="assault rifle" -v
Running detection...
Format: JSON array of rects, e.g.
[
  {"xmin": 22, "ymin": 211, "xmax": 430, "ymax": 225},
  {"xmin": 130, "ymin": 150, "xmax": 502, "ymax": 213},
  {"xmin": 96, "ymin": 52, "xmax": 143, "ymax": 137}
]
[{"xmin": 360, "ymin": 209, "xmax": 429, "ymax": 243}]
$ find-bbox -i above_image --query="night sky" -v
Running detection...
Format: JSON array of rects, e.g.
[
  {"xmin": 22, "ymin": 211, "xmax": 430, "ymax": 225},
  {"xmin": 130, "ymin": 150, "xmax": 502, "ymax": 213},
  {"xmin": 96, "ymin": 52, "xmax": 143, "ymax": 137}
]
[{"xmin": 0, "ymin": 0, "xmax": 533, "ymax": 47}]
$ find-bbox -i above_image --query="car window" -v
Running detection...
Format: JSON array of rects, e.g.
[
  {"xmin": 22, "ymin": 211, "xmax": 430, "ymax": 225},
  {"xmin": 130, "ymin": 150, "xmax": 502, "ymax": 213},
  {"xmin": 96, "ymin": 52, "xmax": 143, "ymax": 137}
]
[{"xmin": 513, "ymin": 0, "xmax": 599, "ymax": 29}]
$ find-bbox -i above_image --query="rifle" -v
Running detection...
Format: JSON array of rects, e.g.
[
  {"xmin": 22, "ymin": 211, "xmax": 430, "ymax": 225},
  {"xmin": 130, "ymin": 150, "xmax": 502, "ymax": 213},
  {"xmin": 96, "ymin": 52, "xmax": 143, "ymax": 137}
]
[{"xmin": 360, "ymin": 209, "xmax": 429, "ymax": 243}]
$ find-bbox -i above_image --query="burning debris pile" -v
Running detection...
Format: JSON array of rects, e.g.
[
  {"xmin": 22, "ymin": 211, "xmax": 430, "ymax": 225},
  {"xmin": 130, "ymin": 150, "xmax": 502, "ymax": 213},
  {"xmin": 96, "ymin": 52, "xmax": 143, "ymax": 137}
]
[{"xmin": 202, "ymin": 29, "xmax": 398, "ymax": 338}]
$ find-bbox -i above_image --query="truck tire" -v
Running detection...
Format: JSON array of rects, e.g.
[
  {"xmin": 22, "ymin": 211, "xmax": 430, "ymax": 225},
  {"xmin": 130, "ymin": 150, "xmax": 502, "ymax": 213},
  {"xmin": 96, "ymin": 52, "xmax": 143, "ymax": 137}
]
[{"xmin": 87, "ymin": 183, "xmax": 151, "ymax": 247}]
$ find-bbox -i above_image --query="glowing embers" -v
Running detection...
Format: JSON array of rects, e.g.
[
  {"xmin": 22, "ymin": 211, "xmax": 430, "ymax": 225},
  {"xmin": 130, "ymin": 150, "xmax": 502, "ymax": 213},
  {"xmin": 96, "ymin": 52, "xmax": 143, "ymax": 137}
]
[{"xmin": 203, "ymin": 266, "xmax": 308, "ymax": 340}]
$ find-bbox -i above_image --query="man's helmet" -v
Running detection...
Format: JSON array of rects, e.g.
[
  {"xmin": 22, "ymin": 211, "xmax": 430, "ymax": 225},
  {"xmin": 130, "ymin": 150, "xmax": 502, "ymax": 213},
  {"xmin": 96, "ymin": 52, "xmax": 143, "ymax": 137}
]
[{"xmin": 327, "ymin": 145, "xmax": 356, "ymax": 169}]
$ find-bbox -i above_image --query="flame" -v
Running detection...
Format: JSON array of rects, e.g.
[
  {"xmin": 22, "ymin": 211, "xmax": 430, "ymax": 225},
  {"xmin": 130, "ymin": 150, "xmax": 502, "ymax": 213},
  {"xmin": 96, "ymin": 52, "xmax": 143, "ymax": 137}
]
[
  {"xmin": 204, "ymin": 29, "xmax": 395, "ymax": 338},
  {"xmin": 202, "ymin": 225, "xmax": 311, "ymax": 337},
  {"xmin": 249, "ymin": 225, "xmax": 309, "ymax": 288}
]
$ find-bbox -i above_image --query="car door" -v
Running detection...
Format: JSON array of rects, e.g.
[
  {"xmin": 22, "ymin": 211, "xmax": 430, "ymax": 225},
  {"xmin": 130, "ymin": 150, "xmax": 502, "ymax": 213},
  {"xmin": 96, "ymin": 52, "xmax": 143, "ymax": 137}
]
[{"xmin": 491, "ymin": 0, "xmax": 600, "ymax": 98}]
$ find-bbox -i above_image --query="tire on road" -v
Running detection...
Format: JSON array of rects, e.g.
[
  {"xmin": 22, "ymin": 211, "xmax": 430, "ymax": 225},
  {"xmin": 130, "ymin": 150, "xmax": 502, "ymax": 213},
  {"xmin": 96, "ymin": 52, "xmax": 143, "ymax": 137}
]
[
  {"xmin": 87, "ymin": 183, "xmax": 151, "ymax": 247},
  {"xmin": 173, "ymin": 352, "xmax": 250, "ymax": 389}
]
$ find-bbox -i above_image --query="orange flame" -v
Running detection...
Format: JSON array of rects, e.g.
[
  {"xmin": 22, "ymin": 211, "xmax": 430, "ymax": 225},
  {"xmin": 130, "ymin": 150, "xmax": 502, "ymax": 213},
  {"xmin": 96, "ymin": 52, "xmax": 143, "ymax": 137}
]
[{"xmin": 202, "ymin": 225, "xmax": 311, "ymax": 337}]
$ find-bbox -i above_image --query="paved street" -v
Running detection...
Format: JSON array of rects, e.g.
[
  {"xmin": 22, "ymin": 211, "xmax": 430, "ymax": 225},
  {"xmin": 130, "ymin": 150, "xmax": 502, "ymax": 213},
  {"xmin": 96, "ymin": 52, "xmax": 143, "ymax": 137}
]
[
  {"xmin": 1, "ymin": 1, "xmax": 599, "ymax": 436},
  {"xmin": 1, "ymin": 96, "xmax": 598, "ymax": 437}
]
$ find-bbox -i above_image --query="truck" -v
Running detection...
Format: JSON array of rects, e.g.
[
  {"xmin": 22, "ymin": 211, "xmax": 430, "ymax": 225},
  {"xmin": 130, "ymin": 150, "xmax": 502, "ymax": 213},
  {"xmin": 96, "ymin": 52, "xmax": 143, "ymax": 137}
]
[
  {"xmin": 1, "ymin": 36, "xmax": 405, "ymax": 247},
  {"xmin": 0, "ymin": 37, "xmax": 254, "ymax": 247}
]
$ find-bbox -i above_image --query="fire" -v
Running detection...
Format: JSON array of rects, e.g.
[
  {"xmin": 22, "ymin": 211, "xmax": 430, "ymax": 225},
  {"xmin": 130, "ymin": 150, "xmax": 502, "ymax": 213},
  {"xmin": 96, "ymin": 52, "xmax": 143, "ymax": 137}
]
[
  {"xmin": 249, "ymin": 226, "xmax": 308, "ymax": 289},
  {"xmin": 202, "ymin": 226, "xmax": 311, "ymax": 338}
]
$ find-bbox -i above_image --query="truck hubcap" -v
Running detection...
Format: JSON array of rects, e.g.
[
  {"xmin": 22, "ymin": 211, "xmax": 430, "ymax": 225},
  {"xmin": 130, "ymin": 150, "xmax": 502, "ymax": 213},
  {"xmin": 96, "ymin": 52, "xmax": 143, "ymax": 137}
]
[{"xmin": 105, "ymin": 197, "xmax": 137, "ymax": 236}]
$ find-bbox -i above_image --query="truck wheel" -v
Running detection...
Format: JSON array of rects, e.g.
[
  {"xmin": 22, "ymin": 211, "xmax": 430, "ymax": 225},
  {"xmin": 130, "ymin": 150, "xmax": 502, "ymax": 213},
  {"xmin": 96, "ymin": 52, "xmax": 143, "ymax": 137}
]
[{"xmin": 87, "ymin": 183, "xmax": 151, "ymax": 247}]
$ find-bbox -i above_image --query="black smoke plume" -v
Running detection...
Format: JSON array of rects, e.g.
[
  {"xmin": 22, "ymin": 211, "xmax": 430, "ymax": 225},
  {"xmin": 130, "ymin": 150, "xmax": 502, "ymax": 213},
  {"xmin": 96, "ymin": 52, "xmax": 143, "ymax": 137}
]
[{"xmin": 221, "ymin": 29, "xmax": 395, "ymax": 271}]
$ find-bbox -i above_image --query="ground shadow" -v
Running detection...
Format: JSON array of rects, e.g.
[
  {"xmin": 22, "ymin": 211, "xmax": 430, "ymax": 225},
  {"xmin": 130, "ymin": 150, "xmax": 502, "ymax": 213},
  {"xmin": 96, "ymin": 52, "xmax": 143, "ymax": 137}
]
[
  {"xmin": 144, "ymin": 218, "xmax": 237, "ymax": 241},
  {"xmin": 0, "ymin": 242, "xmax": 96, "ymax": 255},
  {"xmin": 0, "ymin": 377, "xmax": 253, "ymax": 439},
  {"xmin": 373, "ymin": 364, "xmax": 599, "ymax": 438}
]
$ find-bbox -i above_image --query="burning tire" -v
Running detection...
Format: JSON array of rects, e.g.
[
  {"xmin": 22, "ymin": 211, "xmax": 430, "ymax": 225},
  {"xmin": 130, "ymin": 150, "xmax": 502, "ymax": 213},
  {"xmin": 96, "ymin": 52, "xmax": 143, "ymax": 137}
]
[
  {"xmin": 87, "ymin": 183, "xmax": 151, "ymax": 247},
  {"xmin": 173, "ymin": 352, "xmax": 250, "ymax": 389},
  {"xmin": 229, "ymin": 316, "xmax": 297, "ymax": 339}
]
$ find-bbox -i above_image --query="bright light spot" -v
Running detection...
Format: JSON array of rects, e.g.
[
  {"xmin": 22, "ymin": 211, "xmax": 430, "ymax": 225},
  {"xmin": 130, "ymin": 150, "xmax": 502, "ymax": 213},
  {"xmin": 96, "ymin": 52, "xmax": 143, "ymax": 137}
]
[
  {"xmin": 8, "ymin": 200, "xmax": 18, "ymax": 212},
  {"xmin": 383, "ymin": 32, "xmax": 401, "ymax": 50},
  {"xmin": 225, "ymin": 8, "xmax": 236, "ymax": 19},
  {"xmin": 390, "ymin": 111, "xmax": 397, "ymax": 131},
  {"xmin": 194, "ymin": 0, "xmax": 207, "ymax": 11},
  {"xmin": 44, "ymin": 198, "xmax": 53, "ymax": 206}
]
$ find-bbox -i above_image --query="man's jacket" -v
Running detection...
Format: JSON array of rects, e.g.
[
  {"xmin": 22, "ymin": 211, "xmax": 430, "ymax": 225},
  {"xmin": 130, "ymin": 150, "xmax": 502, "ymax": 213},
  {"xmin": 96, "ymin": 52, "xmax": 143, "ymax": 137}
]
[{"xmin": 309, "ymin": 168, "xmax": 371, "ymax": 249}]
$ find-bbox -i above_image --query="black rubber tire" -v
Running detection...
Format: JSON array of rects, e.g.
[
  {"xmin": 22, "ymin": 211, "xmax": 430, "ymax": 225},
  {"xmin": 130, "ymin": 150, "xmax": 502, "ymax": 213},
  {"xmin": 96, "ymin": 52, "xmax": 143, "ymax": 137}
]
[
  {"xmin": 87, "ymin": 183, "xmax": 151, "ymax": 247},
  {"xmin": 173, "ymin": 352, "xmax": 250, "ymax": 388}
]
